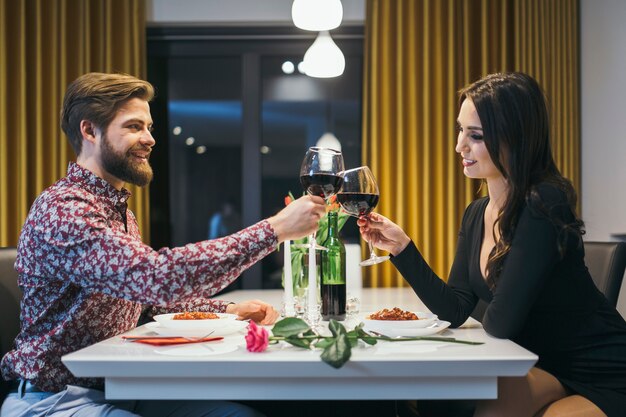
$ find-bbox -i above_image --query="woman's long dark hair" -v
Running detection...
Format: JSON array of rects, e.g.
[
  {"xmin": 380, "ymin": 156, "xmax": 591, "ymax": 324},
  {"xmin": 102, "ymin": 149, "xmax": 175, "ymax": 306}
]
[{"xmin": 459, "ymin": 72, "xmax": 584, "ymax": 287}]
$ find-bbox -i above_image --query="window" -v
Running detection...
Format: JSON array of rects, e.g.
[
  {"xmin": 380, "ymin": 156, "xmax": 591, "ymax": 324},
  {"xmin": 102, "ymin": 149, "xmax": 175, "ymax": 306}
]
[{"xmin": 147, "ymin": 26, "xmax": 363, "ymax": 289}]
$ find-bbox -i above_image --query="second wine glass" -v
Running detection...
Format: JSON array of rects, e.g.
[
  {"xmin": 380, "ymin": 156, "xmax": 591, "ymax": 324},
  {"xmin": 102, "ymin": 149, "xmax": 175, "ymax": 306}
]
[
  {"xmin": 336, "ymin": 166, "xmax": 390, "ymax": 266},
  {"xmin": 299, "ymin": 147, "xmax": 344, "ymax": 250}
]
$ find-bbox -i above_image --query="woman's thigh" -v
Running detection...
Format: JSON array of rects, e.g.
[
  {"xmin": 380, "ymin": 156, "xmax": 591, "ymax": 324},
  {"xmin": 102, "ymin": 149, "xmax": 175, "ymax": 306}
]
[
  {"xmin": 474, "ymin": 367, "xmax": 568, "ymax": 417},
  {"xmin": 535, "ymin": 395, "xmax": 607, "ymax": 417}
]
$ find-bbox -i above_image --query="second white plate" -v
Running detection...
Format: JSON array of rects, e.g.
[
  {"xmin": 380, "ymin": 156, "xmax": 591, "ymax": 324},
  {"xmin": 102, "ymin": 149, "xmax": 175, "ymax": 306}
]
[
  {"xmin": 154, "ymin": 341, "xmax": 240, "ymax": 357},
  {"xmin": 365, "ymin": 320, "xmax": 451, "ymax": 337},
  {"xmin": 145, "ymin": 321, "xmax": 247, "ymax": 337}
]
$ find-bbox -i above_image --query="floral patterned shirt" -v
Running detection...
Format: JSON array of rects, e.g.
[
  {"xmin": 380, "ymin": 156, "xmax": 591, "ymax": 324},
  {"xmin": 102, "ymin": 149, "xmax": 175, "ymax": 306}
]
[{"xmin": 1, "ymin": 162, "xmax": 277, "ymax": 392}]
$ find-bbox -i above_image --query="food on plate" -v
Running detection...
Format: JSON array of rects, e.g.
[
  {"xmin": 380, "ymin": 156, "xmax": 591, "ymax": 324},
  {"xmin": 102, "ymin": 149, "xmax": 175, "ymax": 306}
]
[
  {"xmin": 367, "ymin": 307, "xmax": 419, "ymax": 321},
  {"xmin": 172, "ymin": 312, "xmax": 219, "ymax": 320}
]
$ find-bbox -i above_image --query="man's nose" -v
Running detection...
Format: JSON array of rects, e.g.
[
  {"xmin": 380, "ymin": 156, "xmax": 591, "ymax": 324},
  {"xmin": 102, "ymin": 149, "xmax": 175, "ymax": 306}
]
[{"xmin": 141, "ymin": 129, "xmax": 156, "ymax": 147}]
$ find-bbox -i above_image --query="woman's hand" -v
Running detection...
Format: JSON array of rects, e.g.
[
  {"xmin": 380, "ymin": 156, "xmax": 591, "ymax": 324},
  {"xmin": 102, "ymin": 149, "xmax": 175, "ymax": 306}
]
[
  {"xmin": 226, "ymin": 299, "xmax": 280, "ymax": 325},
  {"xmin": 357, "ymin": 212, "xmax": 411, "ymax": 256}
]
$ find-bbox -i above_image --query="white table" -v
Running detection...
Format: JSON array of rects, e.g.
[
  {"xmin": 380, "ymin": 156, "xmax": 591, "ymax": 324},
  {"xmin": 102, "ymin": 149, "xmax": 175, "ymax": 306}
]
[{"xmin": 62, "ymin": 288, "xmax": 537, "ymax": 400}]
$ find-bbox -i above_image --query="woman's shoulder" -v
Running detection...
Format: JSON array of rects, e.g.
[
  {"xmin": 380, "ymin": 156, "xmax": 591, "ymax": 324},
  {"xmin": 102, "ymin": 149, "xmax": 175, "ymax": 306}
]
[
  {"xmin": 466, "ymin": 196, "xmax": 489, "ymax": 212},
  {"xmin": 525, "ymin": 181, "xmax": 579, "ymax": 224},
  {"xmin": 527, "ymin": 181, "xmax": 572, "ymax": 210},
  {"xmin": 461, "ymin": 196, "xmax": 489, "ymax": 226},
  {"xmin": 531, "ymin": 181, "xmax": 569, "ymax": 203}
]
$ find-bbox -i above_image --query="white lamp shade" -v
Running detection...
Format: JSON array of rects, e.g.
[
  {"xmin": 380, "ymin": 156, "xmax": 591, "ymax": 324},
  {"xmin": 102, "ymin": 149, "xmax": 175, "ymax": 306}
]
[
  {"xmin": 316, "ymin": 132, "xmax": 342, "ymax": 151},
  {"xmin": 303, "ymin": 31, "xmax": 345, "ymax": 78},
  {"xmin": 292, "ymin": 0, "xmax": 343, "ymax": 31}
]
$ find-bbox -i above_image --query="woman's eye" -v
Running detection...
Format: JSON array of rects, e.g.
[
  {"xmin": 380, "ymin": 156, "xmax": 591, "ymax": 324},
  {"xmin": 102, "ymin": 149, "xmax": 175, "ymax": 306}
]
[{"xmin": 471, "ymin": 134, "xmax": 484, "ymax": 140}]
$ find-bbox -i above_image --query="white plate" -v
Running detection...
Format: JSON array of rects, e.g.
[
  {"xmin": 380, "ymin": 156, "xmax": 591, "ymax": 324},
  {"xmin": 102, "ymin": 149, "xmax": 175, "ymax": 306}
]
[
  {"xmin": 365, "ymin": 320, "xmax": 451, "ymax": 338},
  {"xmin": 154, "ymin": 340, "xmax": 241, "ymax": 357},
  {"xmin": 145, "ymin": 321, "xmax": 247, "ymax": 337},
  {"xmin": 363, "ymin": 311, "xmax": 438, "ymax": 330},
  {"xmin": 152, "ymin": 313, "xmax": 238, "ymax": 330}
]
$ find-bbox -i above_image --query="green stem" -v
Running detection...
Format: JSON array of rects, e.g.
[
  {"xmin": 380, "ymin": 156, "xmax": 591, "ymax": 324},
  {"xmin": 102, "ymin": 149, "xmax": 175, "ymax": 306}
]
[
  {"xmin": 369, "ymin": 336, "xmax": 483, "ymax": 345},
  {"xmin": 269, "ymin": 335, "xmax": 322, "ymax": 341},
  {"xmin": 270, "ymin": 335, "xmax": 482, "ymax": 345}
]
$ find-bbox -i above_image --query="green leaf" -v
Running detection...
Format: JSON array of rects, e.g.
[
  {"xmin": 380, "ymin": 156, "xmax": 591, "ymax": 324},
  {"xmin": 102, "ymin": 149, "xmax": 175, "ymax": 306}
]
[
  {"xmin": 355, "ymin": 326, "xmax": 377, "ymax": 345},
  {"xmin": 316, "ymin": 220, "xmax": 328, "ymax": 244},
  {"xmin": 337, "ymin": 213, "xmax": 349, "ymax": 231},
  {"xmin": 328, "ymin": 319, "xmax": 347, "ymax": 338},
  {"xmin": 345, "ymin": 330, "xmax": 360, "ymax": 348},
  {"xmin": 290, "ymin": 251, "xmax": 304, "ymax": 293},
  {"xmin": 271, "ymin": 317, "xmax": 311, "ymax": 337},
  {"xmin": 320, "ymin": 333, "xmax": 352, "ymax": 369},
  {"xmin": 302, "ymin": 329, "xmax": 316, "ymax": 337},
  {"xmin": 314, "ymin": 338, "xmax": 333, "ymax": 349},
  {"xmin": 284, "ymin": 336, "xmax": 312, "ymax": 349}
]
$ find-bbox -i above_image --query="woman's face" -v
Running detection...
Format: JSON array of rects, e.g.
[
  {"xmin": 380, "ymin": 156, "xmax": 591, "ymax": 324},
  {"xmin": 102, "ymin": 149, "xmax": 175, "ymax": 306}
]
[{"xmin": 455, "ymin": 99, "xmax": 502, "ymax": 181}]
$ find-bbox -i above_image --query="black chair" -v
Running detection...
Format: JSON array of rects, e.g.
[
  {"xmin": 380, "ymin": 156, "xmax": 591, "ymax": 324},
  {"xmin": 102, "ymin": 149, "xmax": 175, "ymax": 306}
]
[
  {"xmin": 584, "ymin": 241, "xmax": 626, "ymax": 307},
  {"xmin": 470, "ymin": 241, "xmax": 626, "ymax": 322},
  {"xmin": 0, "ymin": 247, "xmax": 21, "ymax": 403}
]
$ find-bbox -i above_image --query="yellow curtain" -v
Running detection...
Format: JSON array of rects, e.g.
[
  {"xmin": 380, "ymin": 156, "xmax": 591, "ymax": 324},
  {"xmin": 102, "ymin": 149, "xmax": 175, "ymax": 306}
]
[
  {"xmin": 362, "ymin": 0, "xmax": 579, "ymax": 287},
  {"xmin": 0, "ymin": 0, "xmax": 148, "ymax": 247}
]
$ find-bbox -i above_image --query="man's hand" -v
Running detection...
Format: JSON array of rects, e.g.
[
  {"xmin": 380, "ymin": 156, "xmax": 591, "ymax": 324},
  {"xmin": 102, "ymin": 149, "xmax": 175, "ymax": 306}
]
[
  {"xmin": 268, "ymin": 195, "xmax": 326, "ymax": 243},
  {"xmin": 225, "ymin": 299, "xmax": 280, "ymax": 325}
]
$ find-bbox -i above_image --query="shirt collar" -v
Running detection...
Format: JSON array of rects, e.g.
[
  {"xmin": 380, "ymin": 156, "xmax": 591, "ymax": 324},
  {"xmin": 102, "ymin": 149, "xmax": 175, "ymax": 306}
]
[{"xmin": 66, "ymin": 162, "xmax": 131, "ymax": 206}]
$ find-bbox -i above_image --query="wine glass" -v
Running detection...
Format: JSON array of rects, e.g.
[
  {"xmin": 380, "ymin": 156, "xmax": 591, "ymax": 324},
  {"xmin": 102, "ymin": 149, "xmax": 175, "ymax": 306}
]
[
  {"xmin": 299, "ymin": 147, "xmax": 345, "ymax": 250},
  {"xmin": 336, "ymin": 166, "xmax": 390, "ymax": 266}
]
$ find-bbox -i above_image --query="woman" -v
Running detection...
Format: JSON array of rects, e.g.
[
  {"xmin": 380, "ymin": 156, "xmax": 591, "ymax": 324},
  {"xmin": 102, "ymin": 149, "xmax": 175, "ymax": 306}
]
[{"xmin": 359, "ymin": 72, "xmax": 626, "ymax": 417}]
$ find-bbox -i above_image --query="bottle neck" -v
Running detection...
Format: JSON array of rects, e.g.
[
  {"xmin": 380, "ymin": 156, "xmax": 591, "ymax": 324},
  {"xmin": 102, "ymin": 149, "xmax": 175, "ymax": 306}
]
[{"xmin": 327, "ymin": 211, "xmax": 338, "ymax": 237}]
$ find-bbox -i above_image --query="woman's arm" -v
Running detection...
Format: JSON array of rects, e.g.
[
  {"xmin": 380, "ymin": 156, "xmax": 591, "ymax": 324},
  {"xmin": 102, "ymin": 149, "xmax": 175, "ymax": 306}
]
[
  {"xmin": 360, "ymin": 206, "xmax": 480, "ymax": 327},
  {"xmin": 392, "ymin": 221, "xmax": 478, "ymax": 327},
  {"xmin": 481, "ymin": 191, "xmax": 565, "ymax": 338}
]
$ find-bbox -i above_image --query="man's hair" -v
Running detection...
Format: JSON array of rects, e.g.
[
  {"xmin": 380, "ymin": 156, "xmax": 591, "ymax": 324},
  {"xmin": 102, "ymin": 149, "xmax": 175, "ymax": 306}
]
[{"xmin": 61, "ymin": 72, "xmax": 154, "ymax": 155}]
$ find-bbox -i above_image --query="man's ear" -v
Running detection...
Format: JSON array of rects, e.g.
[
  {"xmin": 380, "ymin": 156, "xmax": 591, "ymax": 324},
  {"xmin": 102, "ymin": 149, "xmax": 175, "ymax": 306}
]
[{"xmin": 79, "ymin": 120, "xmax": 98, "ymax": 145}]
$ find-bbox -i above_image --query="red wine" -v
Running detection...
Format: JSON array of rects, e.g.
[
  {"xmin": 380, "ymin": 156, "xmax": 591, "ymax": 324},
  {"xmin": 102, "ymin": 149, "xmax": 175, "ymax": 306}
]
[
  {"xmin": 321, "ymin": 211, "xmax": 346, "ymax": 321},
  {"xmin": 336, "ymin": 193, "xmax": 379, "ymax": 216},
  {"xmin": 321, "ymin": 283, "xmax": 346, "ymax": 321},
  {"xmin": 300, "ymin": 174, "xmax": 344, "ymax": 199}
]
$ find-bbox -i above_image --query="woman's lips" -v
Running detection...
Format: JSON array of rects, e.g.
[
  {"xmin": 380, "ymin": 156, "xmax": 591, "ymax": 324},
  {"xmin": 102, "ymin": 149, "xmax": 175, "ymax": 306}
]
[{"xmin": 462, "ymin": 158, "xmax": 477, "ymax": 167}]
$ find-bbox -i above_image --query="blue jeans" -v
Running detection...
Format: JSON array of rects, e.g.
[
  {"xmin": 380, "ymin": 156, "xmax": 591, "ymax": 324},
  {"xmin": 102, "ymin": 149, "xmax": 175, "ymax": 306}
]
[{"xmin": 1, "ymin": 385, "xmax": 264, "ymax": 417}]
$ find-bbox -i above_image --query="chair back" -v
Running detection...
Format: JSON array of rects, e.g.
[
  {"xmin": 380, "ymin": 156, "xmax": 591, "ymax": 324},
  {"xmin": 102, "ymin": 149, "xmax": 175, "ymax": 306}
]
[
  {"xmin": 0, "ymin": 247, "xmax": 21, "ymax": 402},
  {"xmin": 584, "ymin": 241, "xmax": 626, "ymax": 307},
  {"xmin": 470, "ymin": 241, "xmax": 626, "ymax": 322}
]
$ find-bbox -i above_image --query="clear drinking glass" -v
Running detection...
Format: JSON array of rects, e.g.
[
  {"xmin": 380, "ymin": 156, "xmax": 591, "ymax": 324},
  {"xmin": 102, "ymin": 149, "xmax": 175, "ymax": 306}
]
[
  {"xmin": 299, "ymin": 147, "xmax": 345, "ymax": 250},
  {"xmin": 336, "ymin": 166, "xmax": 390, "ymax": 266},
  {"xmin": 299, "ymin": 147, "xmax": 344, "ymax": 326}
]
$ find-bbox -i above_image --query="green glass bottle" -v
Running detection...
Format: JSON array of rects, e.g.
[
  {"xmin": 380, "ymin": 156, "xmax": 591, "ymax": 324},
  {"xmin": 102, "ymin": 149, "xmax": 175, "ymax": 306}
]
[{"xmin": 320, "ymin": 211, "xmax": 346, "ymax": 321}]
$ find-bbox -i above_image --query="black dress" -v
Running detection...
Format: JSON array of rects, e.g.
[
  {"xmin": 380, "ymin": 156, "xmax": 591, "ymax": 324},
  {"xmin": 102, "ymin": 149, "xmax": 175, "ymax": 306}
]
[{"xmin": 391, "ymin": 184, "xmax": 626, "ymax": 417}]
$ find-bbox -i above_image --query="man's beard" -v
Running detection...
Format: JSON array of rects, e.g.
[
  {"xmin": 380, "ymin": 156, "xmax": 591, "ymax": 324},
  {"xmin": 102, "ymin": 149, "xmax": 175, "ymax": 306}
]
[{"xmin": 100, "ymin": 133, "xmax": 153, "ymax": 187}]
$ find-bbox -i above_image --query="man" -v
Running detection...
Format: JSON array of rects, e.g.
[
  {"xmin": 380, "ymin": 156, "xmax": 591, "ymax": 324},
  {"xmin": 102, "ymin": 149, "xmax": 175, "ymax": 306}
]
[
  {"xmin": 0, "ymin": 73, "xmax": 326, "ymax": 417},
  {"xmin": 209, "ymin": 200, "xmax": 241, "ymax": 239}
]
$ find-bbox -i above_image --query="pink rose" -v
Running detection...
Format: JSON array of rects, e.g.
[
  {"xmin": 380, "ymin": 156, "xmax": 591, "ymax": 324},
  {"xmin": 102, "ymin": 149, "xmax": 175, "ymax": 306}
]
[{"xmin": 245, "ymin": 320, "xmax": 269, "ymax": 353}]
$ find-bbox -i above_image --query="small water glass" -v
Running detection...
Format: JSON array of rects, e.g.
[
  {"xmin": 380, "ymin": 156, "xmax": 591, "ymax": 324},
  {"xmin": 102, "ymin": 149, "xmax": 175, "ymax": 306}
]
[{"xmin": 346, "ymin": 295, "xmax": 361, "ymax": 318}]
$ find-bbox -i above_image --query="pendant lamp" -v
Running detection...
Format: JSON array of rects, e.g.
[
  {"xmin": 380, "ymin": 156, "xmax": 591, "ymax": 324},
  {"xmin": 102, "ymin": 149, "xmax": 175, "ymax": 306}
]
[
  {"xmin": 302, "ymin": 31, "xmax": 345, "ymax": 78},
  {"xmin": 292, "ymin": 0, "xmax": 343, "ymax": 31}
]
